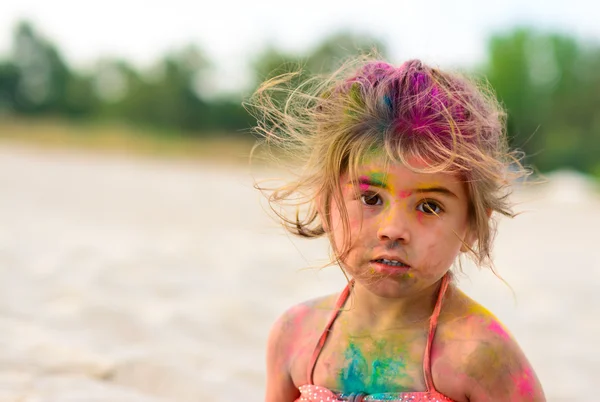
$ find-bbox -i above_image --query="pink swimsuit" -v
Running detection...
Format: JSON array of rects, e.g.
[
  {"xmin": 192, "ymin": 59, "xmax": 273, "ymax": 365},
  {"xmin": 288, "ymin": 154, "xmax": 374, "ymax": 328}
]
[{"xmin": 296, "ymin": 274, "xmax": 456, "ymax": 402}]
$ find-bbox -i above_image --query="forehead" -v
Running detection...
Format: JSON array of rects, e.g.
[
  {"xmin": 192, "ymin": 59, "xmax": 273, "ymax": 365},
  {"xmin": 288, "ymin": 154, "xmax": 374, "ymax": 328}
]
[{"xmin": 344, "ymin": 160, "xmax": 468, "ymax": 197}]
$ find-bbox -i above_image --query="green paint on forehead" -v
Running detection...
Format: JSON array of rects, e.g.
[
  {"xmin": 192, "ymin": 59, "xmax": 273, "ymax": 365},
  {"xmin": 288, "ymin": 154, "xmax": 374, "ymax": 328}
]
[
  {"xmin": 370, "ymin": 171, "xmax": 387, "ymax": 180},
  {"xmin": 362, "ymin": 172, "xmax": 388, "ymax": 188},
  {"xmin": 356, "ymin": 147, "xmax": 400, "ymax": 176}
]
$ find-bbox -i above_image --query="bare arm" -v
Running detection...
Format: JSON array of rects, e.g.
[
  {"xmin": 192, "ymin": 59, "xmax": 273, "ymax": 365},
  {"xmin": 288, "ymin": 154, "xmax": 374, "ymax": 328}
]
[
  {"xmin": 462, "ymin": 328, "xmax": 545, "ymax": 401},
  {"xmin": 437, "ymin": 289, "xmax": 546, "ymax": 401},
  {"xmin": 265, "ymin": 311, "xmax": 300, "ymax": 402}
]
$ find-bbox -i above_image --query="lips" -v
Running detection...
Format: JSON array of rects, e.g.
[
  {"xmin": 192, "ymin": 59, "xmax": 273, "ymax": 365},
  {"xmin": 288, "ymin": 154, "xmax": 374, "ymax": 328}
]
[
  {"xmin": 370, "ymin": 255, "xmax": 411, "ymax": 268},
  {"xmin": 370, "ymin": 255, "xmax": 411, "ymax": 275}
]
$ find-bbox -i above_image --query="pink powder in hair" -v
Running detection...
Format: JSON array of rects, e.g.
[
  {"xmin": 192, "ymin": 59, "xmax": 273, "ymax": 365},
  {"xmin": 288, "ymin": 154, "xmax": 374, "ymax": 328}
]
[{"xmin": 341, "ymin": 59, "xmax": 474, "ymax": 152}]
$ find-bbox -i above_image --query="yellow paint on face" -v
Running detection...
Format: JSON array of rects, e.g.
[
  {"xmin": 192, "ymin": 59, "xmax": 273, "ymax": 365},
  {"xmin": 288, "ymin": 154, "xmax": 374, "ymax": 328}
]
[
  {"xmin": 331, "ymin": 160, "xmax": 471, "ymax": 298},
  {"xmin": 355, "ymin": 170, "xmax": 446, "ymax": 226}
]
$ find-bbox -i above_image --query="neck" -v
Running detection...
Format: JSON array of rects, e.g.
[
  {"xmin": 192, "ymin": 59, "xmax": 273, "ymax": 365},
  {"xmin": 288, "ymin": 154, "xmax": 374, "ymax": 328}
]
[{"xmin": 342, "ymin": 278, "xmax": 445, "ymax": 333}]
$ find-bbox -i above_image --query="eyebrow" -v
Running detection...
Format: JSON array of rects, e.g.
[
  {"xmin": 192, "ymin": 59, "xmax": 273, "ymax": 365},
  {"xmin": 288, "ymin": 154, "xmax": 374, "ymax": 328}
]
[
  {"xmin": 356, "ymin": 176, "xmax": 389, "ymax": 190},
  {"xmin": 354, "ymin": 178, "xmax": 458, "ymax": 199},
  {"xmin": 414, "ymin": 187, "xmax": 458, "ymax": 199}
]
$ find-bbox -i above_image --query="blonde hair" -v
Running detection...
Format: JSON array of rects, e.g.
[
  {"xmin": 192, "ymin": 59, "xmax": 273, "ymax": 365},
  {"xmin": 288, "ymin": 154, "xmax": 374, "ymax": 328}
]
[{"xmin": 247, "ymin": 57, "xmax": 529, "ymax": 272}]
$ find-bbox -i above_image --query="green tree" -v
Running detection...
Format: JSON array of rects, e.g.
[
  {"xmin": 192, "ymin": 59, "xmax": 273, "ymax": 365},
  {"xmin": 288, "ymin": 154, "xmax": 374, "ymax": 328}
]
[
  {"xmin": 304, "ymin": 30, "xmax": 387, "ymax": 74},
  {"xmin": 0, "ymin": 61, "xmax": 19, "ymax": 114},
  {"xmin": 93, "ymin": 46, "xmax": 211, "ymax": 132},
  {"xmin": 250, "ymin": 30, "xmax": 387, "ymax": 89},
  {"xmin": 10, "ymin": 21, "xmax": 72, "ymax": 114},
  {"xmin": 485, "ymin": 28, "xmax": 600, "ymax": 175}
]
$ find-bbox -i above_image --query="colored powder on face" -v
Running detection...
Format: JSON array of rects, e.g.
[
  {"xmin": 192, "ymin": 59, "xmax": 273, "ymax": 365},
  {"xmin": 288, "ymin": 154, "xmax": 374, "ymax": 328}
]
[
  {"xmin": 415, "ymin": 210, "xmax": 424, "ymax": 224},
  {"xmin": 358, "ymin": 173, "xmax": 388, "ymax": 191},
  {"xmin": 358, "ymin": 175, "xmax": 370, "ymax": 192},
  {"xmin": 397, "ymin": 190, "xmax": 412, "ymax": 199},
  {"xmin": 369, "ymin": 172, "xmax": 388, "ymax": 188}
]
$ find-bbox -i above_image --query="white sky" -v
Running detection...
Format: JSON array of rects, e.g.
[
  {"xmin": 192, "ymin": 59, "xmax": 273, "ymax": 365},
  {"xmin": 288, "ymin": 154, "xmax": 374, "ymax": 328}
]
[{"xmin": 1, "ymin": 0, "xmax": 599, "ymax": 95}]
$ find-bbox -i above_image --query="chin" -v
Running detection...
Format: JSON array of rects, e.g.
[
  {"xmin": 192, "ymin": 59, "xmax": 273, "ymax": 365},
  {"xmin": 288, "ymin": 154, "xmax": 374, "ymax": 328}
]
[{"xmin": 358, "ymin": 273, "xmax": 419, "ymax": 298}]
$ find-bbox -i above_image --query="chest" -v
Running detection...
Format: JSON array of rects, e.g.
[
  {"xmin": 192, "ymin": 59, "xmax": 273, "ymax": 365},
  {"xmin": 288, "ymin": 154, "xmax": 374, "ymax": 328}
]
[{"xmin": 293, "ymin": 325, "xmax": 431, "ymax": 395}]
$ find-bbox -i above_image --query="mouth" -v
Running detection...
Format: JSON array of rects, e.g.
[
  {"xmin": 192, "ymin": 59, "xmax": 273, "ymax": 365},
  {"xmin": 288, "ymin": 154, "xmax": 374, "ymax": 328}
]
[{"xmin": 370, "ymin": 257, "xmax": 411, "ymax": 275}]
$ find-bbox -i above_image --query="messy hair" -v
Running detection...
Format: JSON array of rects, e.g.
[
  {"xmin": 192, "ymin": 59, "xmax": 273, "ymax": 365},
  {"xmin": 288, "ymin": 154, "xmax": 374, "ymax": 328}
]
[{"xmin": 247, "ymin": 56, "xmax": 529, "ymax": 272}]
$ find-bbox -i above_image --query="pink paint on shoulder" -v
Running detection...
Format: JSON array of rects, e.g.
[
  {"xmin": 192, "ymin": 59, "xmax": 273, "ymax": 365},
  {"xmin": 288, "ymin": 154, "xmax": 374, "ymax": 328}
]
[
  {"xmin": 516, "ymin": 367, "xmax": 535, "ymax": 397},
  {"xmin": 288, "ymin": 304, "xmax": 311, "ymax": 328},
  {"xmin": 487, "ymin": 320, "xmax": 510, "ymax": 340}
]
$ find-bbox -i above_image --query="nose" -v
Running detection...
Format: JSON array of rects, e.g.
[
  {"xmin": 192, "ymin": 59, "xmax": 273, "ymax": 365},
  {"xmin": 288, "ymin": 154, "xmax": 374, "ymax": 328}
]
[{"xmin": 376, "ymin": 205, "xmax": 411, "ymax": 244}]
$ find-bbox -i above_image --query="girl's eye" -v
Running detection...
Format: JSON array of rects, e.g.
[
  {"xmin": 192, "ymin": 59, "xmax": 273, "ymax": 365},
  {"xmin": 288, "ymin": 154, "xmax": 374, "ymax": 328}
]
[
  {"xmin": 417, "ymin": 200, "xmax": 443, "ymax": 215},
  {"xmin": 360, "ymin": 193, "xmax": 382, "ymax": 206}
]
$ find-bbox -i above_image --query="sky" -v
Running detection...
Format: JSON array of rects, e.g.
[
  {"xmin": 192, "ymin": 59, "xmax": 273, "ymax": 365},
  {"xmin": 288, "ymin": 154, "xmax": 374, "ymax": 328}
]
[{"xmin": 1, "ymin": 0, "xmax": 600, "ymax": 95}]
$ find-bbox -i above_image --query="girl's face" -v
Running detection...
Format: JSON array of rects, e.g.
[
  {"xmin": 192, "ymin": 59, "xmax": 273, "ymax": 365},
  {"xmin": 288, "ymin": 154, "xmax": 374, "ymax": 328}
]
[{"xmin": 328, "ymin": 160, "xmax": 474, "ymax": 298}]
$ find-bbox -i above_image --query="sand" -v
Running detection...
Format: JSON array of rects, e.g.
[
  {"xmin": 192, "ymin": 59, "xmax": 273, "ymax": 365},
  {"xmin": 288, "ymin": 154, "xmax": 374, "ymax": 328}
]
[{"xmin": 0, "ymin": 143, "xmax": 597, "ymax": 401}]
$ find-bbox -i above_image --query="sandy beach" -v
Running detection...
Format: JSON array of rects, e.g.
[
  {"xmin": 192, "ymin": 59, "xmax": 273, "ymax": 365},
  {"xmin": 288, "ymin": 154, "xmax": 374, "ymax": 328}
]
[{"xmin": 0, "ymin": 143, "xmax": 598, "ymax": 401}]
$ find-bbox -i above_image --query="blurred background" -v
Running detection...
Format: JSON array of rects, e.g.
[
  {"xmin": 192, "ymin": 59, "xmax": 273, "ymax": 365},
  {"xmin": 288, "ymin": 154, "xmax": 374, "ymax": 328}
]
[{"xmin": 0, "ymin": 1, "xmax": 598, "ymax": 401}]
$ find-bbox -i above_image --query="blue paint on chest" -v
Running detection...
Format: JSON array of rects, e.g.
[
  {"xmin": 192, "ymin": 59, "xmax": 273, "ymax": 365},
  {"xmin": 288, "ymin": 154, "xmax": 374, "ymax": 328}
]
[{"xmin": 339, "ymin": 342, "xmax": 407, "ymax": 394}]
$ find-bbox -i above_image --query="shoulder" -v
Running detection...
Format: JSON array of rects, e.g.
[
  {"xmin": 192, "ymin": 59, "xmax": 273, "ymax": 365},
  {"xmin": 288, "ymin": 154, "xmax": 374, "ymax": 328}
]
[
  {"xmin": 433, "ymin": 286, "xmax": 546, "ymax": 402},
  {"xmin": 265, "ymin": 293, "xmax": 339, "ymax": 402},
  {"xmin": 268, "ymin": 293, "xmax": 339, "ymax": 352}
]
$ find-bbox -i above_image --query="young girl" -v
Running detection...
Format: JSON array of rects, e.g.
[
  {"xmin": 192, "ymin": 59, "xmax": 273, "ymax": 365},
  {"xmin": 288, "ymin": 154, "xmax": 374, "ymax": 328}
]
[{"xmin": 250, "ymin": 58, "xmax": 545, "ymax": 401}]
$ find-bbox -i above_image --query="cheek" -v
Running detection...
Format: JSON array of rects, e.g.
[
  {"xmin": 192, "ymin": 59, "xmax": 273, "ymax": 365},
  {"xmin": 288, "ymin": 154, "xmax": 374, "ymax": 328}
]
[
  {"xmin": 329, "ymin": 201, "xmax": 363, "ymax": 250},
  {"xmin": 415, "ymin": 211, "xmax": 424, "ymax": 224},
  {"xmin": 421, "ymin": 224, "xmax": 463, "ymax": 265}
]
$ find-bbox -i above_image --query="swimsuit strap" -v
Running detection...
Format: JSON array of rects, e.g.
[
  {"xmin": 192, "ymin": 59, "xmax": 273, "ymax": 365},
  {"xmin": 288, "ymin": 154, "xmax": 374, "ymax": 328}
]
[
  {"xmin": 423, "ymin": 273, "xmax": 450, "ymax": 391},
  {"xmin": 306, "ymin": 274, "xmax": 451, "ymax": 390},
  {"xmin": 307, "ymin": 279, "xmax": 354, "ymax": 385}
]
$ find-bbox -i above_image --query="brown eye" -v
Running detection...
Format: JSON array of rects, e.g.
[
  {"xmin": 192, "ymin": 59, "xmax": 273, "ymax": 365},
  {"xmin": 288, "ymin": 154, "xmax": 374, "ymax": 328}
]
[
  {"xmin": 360, "ymin": 193, "xmax": 382, "ymax": 206},
  {"xmin": 417, "ymin": 200, "xmax": 442, "ymax": 215}
]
